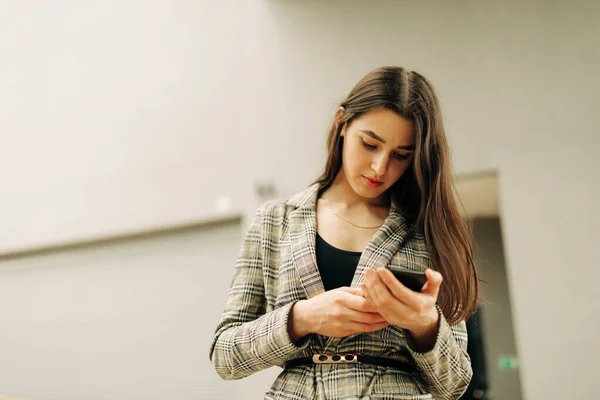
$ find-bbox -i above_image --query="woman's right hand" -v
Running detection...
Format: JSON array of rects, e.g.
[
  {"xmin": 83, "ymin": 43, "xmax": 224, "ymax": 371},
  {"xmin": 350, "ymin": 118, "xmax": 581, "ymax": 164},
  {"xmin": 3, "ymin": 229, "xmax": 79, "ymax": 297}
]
[{"xmin": 288, "ymin": 287, "xmax": 389, "ymax": 343}]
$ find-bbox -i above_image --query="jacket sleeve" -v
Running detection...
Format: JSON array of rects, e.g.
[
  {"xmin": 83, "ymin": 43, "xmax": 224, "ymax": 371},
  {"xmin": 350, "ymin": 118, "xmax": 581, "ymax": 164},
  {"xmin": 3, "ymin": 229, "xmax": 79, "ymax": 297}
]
[
  {"xmin": 209, "ymin": 206, "xmax": 309, "ymax": 380},
  {"xmin": 406, "ymin": 306, "xmax": 473, "ymax": 399}
]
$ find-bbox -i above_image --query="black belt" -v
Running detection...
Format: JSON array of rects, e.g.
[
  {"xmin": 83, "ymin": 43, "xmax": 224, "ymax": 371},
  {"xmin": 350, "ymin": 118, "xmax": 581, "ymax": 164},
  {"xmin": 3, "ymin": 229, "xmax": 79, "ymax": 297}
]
[{"xmin": 285, "ymin": 353, "xmax": 414, "ymax": 374}]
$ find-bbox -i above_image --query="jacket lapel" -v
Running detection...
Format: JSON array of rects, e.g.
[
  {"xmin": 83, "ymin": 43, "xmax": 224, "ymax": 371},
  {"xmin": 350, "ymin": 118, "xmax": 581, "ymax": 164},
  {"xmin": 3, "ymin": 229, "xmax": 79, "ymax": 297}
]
[
  {"xmin": 351, "ymin": 203, "xmax": 412, "ymax": 287},
  {"xmin": 287, "ymin": 184, "xmax": 325, "ymax": 299}
]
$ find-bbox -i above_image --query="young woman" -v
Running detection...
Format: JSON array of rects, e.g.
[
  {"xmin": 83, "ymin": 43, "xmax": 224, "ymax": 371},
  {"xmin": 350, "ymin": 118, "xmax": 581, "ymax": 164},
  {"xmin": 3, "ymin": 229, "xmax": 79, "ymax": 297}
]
[{"xmin": 210, "ymin": 66, "xmax": 479, "ymax": 399}]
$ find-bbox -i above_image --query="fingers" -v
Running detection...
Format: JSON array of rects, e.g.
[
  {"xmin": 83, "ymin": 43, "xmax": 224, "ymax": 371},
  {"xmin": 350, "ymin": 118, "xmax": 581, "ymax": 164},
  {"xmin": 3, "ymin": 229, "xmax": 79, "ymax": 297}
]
[
  {"xmin": 421, "ymin": 269, "xmax": 443, "ymax": 297},
  {"xmin": 378, "ymin": 268, "xmax": 421, "ymax": 306},
  {"xmin": 331, "ymin": 289, "xmax": 386, "ymax": 323},
  {"xmin": 344, "ymin": 321, "xmax": 390, "ymax": 334},
  {"xmin": 362, "ymin": 268, "xmax": 395, "ymax": 305},
  {"xmin": 378, "ymin": 268, "xmax": 442, "ymax": 307},
  {"xmin": 336, "ymin": 289, "xmax": 378, "ymax": 313},
  {"xmin": 361, "ymin": 272, "xmax": 409, "ymax": 313},
  {"xmin": 315, "ymin": 287, "xmax": 391, "ymax": 337},
  {"xmin": 338, "ymin": 286, "xmax": 363, "ymax": 296},
  {"xmin": 360, "ymin": 321, "xmax": 390, "ymax": 332},
  {"xmin": 346, "ymin": 309, "xmax": 387, "ymax": 324},
  {"xmin": 357, "ymin": 268, "xmax": 443, "ymax": 334},
  {"xmin": 341, "ymin": 309, "xmax": 387, "ymax": 325}
]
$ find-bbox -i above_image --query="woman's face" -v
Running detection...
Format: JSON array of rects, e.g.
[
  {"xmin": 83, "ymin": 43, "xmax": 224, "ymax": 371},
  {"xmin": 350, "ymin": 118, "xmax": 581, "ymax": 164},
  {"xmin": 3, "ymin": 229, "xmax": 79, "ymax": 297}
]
[{"xmin": 339, "ymin": 107, "xmax": 415, "ymax": 200}]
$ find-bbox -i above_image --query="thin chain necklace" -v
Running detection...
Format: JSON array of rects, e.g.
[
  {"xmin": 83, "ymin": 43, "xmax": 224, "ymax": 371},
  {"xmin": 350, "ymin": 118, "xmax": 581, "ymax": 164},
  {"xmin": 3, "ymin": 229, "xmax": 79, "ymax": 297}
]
[{"xmin": 323, "ymin": 197, "xmax": 383, "ymax": 230}]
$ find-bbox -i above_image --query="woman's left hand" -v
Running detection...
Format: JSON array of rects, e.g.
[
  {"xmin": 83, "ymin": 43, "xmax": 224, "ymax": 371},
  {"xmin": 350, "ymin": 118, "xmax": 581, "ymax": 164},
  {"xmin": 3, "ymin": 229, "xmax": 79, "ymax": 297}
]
[{"xmin": 360, "ymin": 268, "xmax": 443, "ymax": 352}]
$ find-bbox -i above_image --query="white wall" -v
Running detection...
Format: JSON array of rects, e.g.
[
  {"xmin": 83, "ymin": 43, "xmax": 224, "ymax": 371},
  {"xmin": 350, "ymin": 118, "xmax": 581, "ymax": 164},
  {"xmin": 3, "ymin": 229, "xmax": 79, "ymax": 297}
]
[
  {"xmin": 244, "ymin": 1, "xmax": 600, "ymax": 399},
  {"xmin": 0, "ymin": 218, "xmax": 279, "ymax": 400},
  {"xmin": 0, "ymin": 1, "xmax": 251, "ymax": 254}
]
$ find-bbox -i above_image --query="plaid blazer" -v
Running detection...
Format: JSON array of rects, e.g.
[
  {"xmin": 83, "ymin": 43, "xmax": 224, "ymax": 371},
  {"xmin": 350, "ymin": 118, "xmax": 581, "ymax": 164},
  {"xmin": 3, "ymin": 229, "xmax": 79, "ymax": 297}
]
[{"xmin": 210, "ymin": 184, "xmax": 472, "ymax": 399}]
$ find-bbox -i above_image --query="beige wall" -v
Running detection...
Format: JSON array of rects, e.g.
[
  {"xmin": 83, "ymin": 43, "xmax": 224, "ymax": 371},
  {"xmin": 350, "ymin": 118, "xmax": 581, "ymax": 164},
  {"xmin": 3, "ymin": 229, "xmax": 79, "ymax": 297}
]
[
  {"xmin": 0, "ymin": 1, "xmax": 249, "ymax": 254},
  {"xmin": 0, "ymin": 219, "xmax": 253, "ymax": 400}
]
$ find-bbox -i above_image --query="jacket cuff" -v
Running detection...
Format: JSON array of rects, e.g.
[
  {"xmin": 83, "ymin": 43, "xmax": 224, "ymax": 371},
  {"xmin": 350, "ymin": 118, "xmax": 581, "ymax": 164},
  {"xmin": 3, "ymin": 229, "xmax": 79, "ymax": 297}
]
[
  {"xmin": 406, "ymin": 305, "xmax": 449, "ymax": 365},
  {"xmin": 252, "ymin": 302, "xmax": 311, "ymax": 367}
]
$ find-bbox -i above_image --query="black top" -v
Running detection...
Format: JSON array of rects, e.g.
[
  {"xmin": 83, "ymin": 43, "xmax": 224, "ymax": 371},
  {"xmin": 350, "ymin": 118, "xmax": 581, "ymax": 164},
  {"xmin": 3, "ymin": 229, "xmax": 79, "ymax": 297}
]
[{"xmin": 315, "ymin": 233, "xmax": 362, "ymax": 291}]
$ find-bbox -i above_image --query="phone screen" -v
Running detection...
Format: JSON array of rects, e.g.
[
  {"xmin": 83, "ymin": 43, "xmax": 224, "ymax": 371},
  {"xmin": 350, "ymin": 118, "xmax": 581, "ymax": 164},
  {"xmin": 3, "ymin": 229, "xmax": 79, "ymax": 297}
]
[{"xmin": 390, "ymin": 269, "xmax": 427, "ymax": 292}]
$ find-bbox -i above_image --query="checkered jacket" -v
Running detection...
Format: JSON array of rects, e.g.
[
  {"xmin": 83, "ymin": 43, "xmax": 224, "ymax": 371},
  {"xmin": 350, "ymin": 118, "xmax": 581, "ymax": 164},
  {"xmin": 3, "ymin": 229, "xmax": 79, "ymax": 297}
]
[{"xmin": 210, "ymin": 184, "xmax": 472, "ymax": 399}]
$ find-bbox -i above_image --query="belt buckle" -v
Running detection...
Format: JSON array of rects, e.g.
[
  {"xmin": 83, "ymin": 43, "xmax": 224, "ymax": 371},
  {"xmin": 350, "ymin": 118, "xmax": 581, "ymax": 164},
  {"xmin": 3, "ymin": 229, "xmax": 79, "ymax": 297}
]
[{"xmin": 312, "ymin": 353, "xmax": 359, "ymax": 364}]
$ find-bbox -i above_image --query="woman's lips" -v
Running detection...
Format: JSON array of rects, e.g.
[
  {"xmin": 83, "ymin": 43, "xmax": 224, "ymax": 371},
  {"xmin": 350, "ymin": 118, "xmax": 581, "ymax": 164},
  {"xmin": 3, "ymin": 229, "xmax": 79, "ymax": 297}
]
[{"xmin": 362, "ymin": 176, "xmax": 383, "ymax": 188}]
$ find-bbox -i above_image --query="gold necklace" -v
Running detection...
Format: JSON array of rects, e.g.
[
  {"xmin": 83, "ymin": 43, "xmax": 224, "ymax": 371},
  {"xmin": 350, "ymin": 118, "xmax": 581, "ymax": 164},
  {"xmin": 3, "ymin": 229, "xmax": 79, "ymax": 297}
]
[{"xmin": 323, "ymin": 197, "xmax": 383, "ymax": 230}]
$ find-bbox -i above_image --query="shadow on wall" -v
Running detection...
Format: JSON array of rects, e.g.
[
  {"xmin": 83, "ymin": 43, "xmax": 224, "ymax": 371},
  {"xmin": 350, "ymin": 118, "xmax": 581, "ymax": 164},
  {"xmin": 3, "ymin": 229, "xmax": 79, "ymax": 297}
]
[{"xmin": 455, "ymin": 171, "xmax": 523, "ymax": 400}]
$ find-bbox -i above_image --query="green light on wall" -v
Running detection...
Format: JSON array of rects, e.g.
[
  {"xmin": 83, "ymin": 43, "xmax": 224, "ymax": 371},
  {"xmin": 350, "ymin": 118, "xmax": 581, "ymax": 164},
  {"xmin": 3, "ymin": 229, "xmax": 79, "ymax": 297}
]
[{"xmin": 497, "ymin": 356, "xmax": 519, "ymax": 370}]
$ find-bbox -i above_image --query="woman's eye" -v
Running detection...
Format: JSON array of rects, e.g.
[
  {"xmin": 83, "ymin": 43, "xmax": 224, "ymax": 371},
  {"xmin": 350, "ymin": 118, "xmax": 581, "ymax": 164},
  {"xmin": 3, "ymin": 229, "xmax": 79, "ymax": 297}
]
[
  {"xmin": 361, "ymin": 138, "xmax": 410, "ymax": 160},
  {"xmin": 361, "ymin": 140, "xmax": 376, "ymax": 150}
]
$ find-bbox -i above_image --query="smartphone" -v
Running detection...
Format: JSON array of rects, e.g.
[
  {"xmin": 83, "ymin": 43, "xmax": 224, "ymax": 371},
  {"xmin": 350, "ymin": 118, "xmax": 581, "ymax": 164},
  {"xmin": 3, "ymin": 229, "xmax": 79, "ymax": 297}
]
[{"xmin": 390, "ymin": 269, "xmax": 427, "ymax": 292}]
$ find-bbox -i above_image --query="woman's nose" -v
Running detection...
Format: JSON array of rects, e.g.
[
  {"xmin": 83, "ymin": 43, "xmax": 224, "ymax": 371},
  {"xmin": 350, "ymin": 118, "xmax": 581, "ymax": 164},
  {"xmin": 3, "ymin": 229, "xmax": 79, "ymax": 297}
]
[{"xmin": 371, "ymin": 154, "xmax": 389, "ymax": 177}]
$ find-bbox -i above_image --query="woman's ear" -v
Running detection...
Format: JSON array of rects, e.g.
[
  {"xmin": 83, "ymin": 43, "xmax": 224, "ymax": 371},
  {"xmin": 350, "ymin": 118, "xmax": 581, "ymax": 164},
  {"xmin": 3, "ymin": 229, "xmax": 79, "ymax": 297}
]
[{"xmin": 335, "ymin": 106, "xmax": 346, "ymax": 136}]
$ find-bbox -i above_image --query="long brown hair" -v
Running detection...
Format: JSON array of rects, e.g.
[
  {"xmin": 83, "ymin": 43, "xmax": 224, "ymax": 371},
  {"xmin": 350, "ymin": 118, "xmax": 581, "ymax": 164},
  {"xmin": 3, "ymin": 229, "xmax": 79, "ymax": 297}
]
[{"xmin": 314, "ymin": 66, "xmax": 478, "ymax": 325}]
